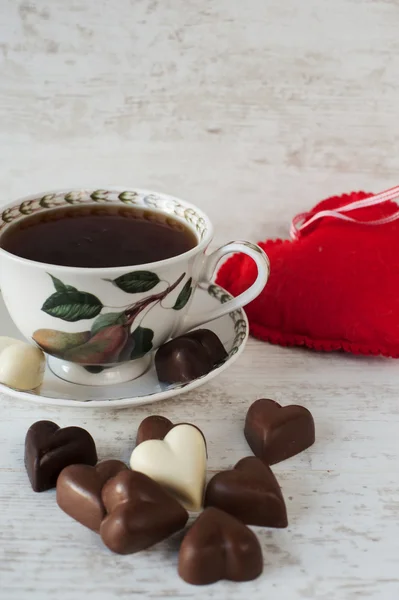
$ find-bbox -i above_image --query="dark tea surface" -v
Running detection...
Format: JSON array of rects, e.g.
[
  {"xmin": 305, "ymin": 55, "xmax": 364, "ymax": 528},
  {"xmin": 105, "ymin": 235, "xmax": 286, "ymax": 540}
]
[{"xmin": 0, "ymin": 205, "xmax": 197, "ymax": 268}]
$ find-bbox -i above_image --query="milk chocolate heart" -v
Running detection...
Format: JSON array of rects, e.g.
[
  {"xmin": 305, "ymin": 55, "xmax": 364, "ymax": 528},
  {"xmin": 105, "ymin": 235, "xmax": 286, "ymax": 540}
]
[
  {"xmin": 204, "ymin": 456, "xmax": 287, "ymax": 527},
  {"xmin": 100, "ymin": 470, "xmax": 188, "ymax": 554},
  {"xmin": 135, "ymin": 415, "xmax": 206, "ymax": 449},
  {"xmin": 56, "ymin": 460, "xmax": 128, "ymax": 531},
  {"xmin": 245, "ymin": 399, "xmax": 315, "ymax": 465},
  {"xmin": 130, "ymin": 424, "xmax": 207, "ymax": 511},
  {"xmin": 25, "ymin": 420, "xmax": 98, "ymax": 492},
  {"xmin": 136, "ymin": 415, "xmax": 174, "ymax": 446},
  {"xmin": 178, "ymin": 507, "xmax": 263, "ymax": 585}
]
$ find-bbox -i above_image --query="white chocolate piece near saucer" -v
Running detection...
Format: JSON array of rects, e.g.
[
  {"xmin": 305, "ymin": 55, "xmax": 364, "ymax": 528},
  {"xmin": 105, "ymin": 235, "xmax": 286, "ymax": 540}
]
[
  {"xmin": 130, "ymin": 424, "xmax": 207, "ymax": 511},
  {"xmin": 0, "ymin": 336, "xmax": 25, "ymax": 354},
  {"xmin": 0, "ymin": 337, "xmax": 45, "ymax": 391}
]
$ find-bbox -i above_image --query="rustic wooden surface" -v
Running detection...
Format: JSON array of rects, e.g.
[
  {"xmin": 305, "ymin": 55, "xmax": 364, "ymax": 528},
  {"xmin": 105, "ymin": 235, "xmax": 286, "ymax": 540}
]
[{"xmin": 1, "ymin": 1, "xmax": 399, "ymax": 598}]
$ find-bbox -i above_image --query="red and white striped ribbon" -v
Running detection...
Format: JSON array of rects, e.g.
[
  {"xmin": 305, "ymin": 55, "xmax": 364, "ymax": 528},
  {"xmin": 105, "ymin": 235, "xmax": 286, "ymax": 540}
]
[{"xmin": 290, "ymin": 185, "xmax": 399, "ymax": 240}]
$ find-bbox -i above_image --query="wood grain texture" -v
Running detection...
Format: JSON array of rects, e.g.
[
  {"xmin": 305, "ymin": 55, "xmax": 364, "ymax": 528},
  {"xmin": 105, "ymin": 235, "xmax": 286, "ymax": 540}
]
[{"xmin": 1, "ymin": 0, "xmax": 399, "ymax": 598}]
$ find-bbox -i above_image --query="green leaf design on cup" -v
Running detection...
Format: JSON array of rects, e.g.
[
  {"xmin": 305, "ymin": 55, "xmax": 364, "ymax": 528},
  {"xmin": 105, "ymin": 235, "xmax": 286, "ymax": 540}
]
[
  {"xmin": 20, "ymin": 200, "xmax": 36, "ymax": 215},
  {"xmin": 118, "ymin": 191, "xmax": 139, "ymax": 203},
  {"xmin": 2, "ymin": 207, "xmax": 17, "ymax": 223},
  {"xmin": 90, "ymin": 189, "xmax": 109, "ymax": 201},
  {"xmin": 91, "ymin": 311, "xmax": 127, "ymax": 336},
  {"xmin": 42, "ymin": 290, "xmax": 103, "ymax": 322},
  {"xmin": 111, "ymin": 271, "xmax": 160, "ymax": 293},
  {"xmin": 172, "ymin": 277, "xmax": 193, "ymax": 310},
  {"xmin": 220, "ymin": 293, "xmax": 230, "ymax": 304},
  {"xmin": 64, "ymin": 191, "xmax": 86, "ymax": 203},
  {"xmin": 49, "ymin": 274, "xmax": 77, "ymax": 293},
  {"xmin": 129, "ymin": 326, "xmax": 154, "ymax": 359}
]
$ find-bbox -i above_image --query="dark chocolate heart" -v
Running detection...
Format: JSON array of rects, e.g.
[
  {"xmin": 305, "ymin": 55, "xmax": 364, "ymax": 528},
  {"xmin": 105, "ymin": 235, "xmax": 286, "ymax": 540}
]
[
  {"xmin": 100, "ymin": 470, "xmax": 189, "ymax": 554},
  {"xmin": 204, "ymin": 456, "xmax": 287, "ymax": 527},
  {"xmin": 178, "ymin": 507, "xmax": 263, "ymax": 585},
  {"xmin": 244, "ymin": 399, "xmax": 315, "ymax": 465},
  {"xmin": 155, "ymin": 337, "xmax": 213, "ymax": 384},
  {"xmin": 185, "ymin": 329, "xmax": 228, "ymax": 365},
  {"xmin": 56, "ymin": 460, "xmax": 128, "ymax": 532},
  {"xmin": 25, "ymin": 420, "xmax": 98, "ymax": 492},
  {"xmin": 154, "ymin": 329, "xmax": 227, "ymax": 384}
]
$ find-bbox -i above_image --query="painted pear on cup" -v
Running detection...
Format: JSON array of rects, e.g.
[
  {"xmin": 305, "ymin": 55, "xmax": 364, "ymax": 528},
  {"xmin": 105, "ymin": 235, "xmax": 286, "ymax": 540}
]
[
  {"xmin": 64, "ymin": 324, "xmax": 129, "ymax": 365},
  {"xmin": 32, "ymin": 329, "xmax": 91, "ymax": 357}
]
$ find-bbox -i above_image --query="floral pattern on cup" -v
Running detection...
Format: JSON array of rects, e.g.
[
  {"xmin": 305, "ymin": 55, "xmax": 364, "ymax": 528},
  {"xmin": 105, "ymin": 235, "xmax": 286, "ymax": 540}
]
[
  {"xmin": 32, "ymin": 272, "xmax": 193, "ymax": 365},
  {"xmin": 207, "ymin": 284, "xmax": 247, "ymax": 356},
  {"xmin": 0, "ymin": 189, "xmax": 208, "ymax": 239}
]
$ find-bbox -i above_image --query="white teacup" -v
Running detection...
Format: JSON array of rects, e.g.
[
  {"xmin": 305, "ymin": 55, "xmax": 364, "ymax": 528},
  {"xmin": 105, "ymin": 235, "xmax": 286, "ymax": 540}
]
[{"xmin": 0, "ymin": 188, "xmax": 269, "ymax": 385}]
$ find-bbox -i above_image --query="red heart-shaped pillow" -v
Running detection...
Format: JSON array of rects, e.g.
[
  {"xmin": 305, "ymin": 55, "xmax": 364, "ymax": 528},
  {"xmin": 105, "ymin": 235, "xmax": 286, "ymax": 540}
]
[{"xmin": 217, "ymin": 191, "xmax": 399, "ymax": 358}]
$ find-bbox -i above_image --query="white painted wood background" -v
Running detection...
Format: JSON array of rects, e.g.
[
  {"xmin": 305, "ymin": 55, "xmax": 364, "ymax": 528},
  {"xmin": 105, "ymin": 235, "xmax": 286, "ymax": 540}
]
[{"xmin": 1, "ymin": 1, "xmax": 399, "ymax": 598}]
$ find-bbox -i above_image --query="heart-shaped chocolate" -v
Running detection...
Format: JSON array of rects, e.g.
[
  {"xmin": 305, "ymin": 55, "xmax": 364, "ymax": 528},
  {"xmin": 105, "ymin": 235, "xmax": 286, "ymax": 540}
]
[
  {"xmin": 25, "ymin": 420, "xmax": 98, "ymax": 492},
  {"xmin": 178, "ymin": 507, "xmax": 263, "ymax": 585},
  {"xmin": 136, "ymin": 415, "xmax": 174, "ymax": 446},
  {"xmin": 56, "ymin": 460, "xmax": 128, "ymax": 532},
  {"xmin": 135, "ymin": 415, "xmax": 206, "ymax": 450},
  {"xmin": 185, "ymin": 329, "xmax": 228, "ymax": 365},
  {"xmin": 154, "ymin": 329, "xmax": 227, "ymax": 384},
  {"xmin": 155, "ymin": 337, "xmax": 213, "ymax": 384},
  {"xmin": 130, "ymin": 423, "xmax": 207, "ymax": 511},
  {"xmin": 100, "ymin": 470, "xmax": 188, "ymax": 554},
  {"xmin": 245, "ymin": 399, "xmax": 315, "ymax": 465},
  {"xmin": 204, "ymin": 456, "xmax": 287, "ymax": 527}
]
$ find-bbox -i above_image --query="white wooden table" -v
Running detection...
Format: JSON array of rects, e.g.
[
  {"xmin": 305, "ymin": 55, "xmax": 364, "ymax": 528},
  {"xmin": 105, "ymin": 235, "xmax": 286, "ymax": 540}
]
[{"xmin": 2, "ymin": 1, "xmax": 399, "ymax": 598}]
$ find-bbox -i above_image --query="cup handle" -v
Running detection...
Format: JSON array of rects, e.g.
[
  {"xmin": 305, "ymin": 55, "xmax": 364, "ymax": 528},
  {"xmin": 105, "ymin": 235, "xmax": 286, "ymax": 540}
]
[{"xmin": 175, "ymin": 240, "xmax": 270, "ymax": 335}]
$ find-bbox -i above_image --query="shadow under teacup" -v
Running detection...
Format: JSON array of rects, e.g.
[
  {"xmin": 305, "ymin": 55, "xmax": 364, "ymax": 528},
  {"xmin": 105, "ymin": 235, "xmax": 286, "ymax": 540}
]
[{"xmin": 0, "ymin": 187, "xmax": 269, "ymax": 386}]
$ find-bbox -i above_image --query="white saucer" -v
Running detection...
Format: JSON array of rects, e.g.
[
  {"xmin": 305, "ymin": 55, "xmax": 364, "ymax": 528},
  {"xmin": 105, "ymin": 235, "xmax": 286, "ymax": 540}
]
[{"xmin": 0, "ymin": 284, "xmax": 248, "ymax": 409}]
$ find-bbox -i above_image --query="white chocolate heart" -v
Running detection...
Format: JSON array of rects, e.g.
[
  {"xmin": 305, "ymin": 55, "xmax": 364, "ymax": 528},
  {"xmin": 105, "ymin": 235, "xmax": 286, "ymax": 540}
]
[
  {"xmin": 0, "ymin": 337, "xmax": 45, "ymax": 390},
  {"xmin": 0, "ymin": 336, "xmax": 25, "ymax": 354},
  {"xmin": 130, "ymin": 424, "xmax": 207, "ymax": 511}
]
